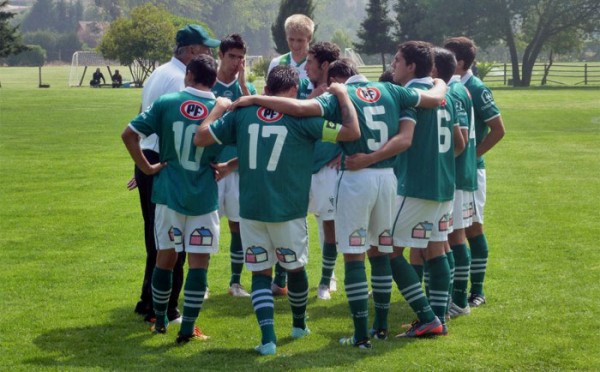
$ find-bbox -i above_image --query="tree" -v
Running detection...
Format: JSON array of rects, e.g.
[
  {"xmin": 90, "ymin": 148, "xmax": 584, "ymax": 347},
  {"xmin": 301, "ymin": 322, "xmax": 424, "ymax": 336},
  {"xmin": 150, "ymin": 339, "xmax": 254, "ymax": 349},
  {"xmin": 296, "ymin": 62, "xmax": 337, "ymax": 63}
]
[
  {"xmin": 331, "ymin": 29, "xmax": 353, "ymax": 51},
  {"xmin": 0, "ymin": 0, "xmax": 28, "ymax": 57},
  {"xmin": 98, "ymin": 4, "xmax": 176, "ymax": 85},
  {"xmin": 355, "ymin": 0, "xmax": 395, "ymax": 71},
  {"xmin": 271, "ymin": 0, "xmax": 316, "ymax": 54},
  {"xmin": 21, "ymin": 0, "xmax": 56, "ymax": 32}
]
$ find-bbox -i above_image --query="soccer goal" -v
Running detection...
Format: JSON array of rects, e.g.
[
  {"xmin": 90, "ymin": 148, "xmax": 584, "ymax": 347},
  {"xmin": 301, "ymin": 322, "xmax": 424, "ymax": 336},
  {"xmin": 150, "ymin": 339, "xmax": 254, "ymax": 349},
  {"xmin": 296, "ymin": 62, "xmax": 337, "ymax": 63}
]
[
  {"xmin": 343, "ymin": 48, "xmax": 365, "ymax": 67},
  {"xmin": 69, "ymin": 51, "xmax": 124, "ymax": 87}
]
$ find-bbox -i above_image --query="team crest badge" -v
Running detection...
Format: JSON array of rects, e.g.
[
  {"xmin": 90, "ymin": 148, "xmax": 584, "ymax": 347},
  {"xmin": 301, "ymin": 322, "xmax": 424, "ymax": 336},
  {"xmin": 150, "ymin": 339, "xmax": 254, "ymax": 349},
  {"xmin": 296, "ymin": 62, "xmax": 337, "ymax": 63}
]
[
  {"xmin": 180, "ymin": 100, "xmax": 208, "ymax": 120},
  {"xmin": 411, "ymin": 221, "xmax": 433, "ymax": 239},
  {"xmin": 257, "ymin": 107, "xmax": 283, "ymax": 122},
  {"xmin": 356, "ymin": 87, "xmax": 381, "ymax": 103},
  {"xmin": 189, "ymin": 227, "xmax": 213, "ymax": 246},
  {"xmin": 276, "ymin": 248, "xmax": 297, "ymax": 263},
  {"xmin": 246, "ymin": 246, "xmax": 268, "ymax": 263}
]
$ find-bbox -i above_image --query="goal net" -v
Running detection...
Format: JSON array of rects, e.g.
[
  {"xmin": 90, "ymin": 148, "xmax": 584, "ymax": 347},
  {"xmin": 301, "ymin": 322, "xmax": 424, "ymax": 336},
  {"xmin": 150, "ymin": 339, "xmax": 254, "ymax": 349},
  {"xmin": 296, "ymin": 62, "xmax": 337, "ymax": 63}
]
[
  {"xmin": 343, "ymin": 48, "xmax": 365, "ymax": 67},
  {"xmin": 69, "ymin": 51, "xmax": 123, "ymax": 87}
]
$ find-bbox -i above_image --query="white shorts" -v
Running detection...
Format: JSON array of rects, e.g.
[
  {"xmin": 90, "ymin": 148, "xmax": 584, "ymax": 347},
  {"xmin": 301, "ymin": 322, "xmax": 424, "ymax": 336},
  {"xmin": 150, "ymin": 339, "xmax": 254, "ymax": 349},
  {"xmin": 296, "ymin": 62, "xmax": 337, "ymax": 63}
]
[
  {"xmin": 308, "ymin": 166, "xmax": 338, "ymax": 221},
  {"xmin": 240, "ymin": 217, "xmax": 309, "ymax": 272},
  {"xmin": 452, "ymin": 190, "xmax": 475, "ymax": 230},
  {"xmin": 335, "ymin": 168, "xmax": 396, "ymax": 254},
  {"xmin": 472, "ymin": 169, "xmax": 486, "ymax": 224},
  {"xmin": 392, "ymin": 196, "xmax": 453, "ymax": 248},
  {"xmin": 154, "ymin": 204, "xmax": 220, "ymax": 254},
  {"xmin": 218, "ymin": 171, "xmax": 240, "ymax": 222}
]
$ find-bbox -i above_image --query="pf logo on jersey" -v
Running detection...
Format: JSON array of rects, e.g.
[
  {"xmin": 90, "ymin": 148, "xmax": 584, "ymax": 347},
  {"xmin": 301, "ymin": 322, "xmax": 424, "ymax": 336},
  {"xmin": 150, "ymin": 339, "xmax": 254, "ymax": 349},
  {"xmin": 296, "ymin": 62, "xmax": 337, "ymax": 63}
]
[
  {"xmin": 356, "ymin": 87, "xmax": 381, "ymax": 103},
  {"xmin": 257, "ymin": 107, "xmax": 283, "ymax": 122},
  {"xmin": 180, "ymin": 100, "xmax": 208, "ymax": 120}
]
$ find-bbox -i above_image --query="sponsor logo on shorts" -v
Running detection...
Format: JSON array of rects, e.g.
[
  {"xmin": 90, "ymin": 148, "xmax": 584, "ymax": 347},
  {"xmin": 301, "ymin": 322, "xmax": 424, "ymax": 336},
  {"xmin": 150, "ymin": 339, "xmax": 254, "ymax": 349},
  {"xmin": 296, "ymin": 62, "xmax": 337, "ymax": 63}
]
[
  {"xmin": 180, "ymin": 100, "xmax": 208, "ymax": 120},
  {"xmin": 349, "ymin": 228, "xmax": 367, "ymax": 246},
  {"xmin": 257, "ymin": 107, "xmax": 283, "ymax": 122},
  {"xmin": 438, "ymin": 214, "xmax": 451, "ymax": 232},
  {"xmin": 379, "ymin": 230, "xmax": 393, "ymax": 246},
  {"xmin": 169, "ymin": 227, "xmax": 183, "ymax": 245},
  {"xmin": 246, "ymin": 246, "xmax": 268, "ymax": 263},
  {"xmin": 189, "ymin": 227, "xmax": 213, "ymax": 246},
  {"xmin": 355, "ymin": 86, "xmax": 381, "ymax": 103},
  {"xmin": 412, "ymin": 222, "xmax": 433, "ymax": 239},
  {"xmin": 276, "ymin": 248, "xmax": 297, "ymax": 263}
]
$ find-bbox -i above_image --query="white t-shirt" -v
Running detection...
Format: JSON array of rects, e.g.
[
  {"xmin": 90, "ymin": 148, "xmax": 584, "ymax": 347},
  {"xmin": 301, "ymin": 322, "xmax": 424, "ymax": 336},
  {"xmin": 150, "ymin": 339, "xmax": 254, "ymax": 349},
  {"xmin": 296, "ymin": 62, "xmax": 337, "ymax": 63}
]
[
  {"xmin": 267, "ymin": 52, "xmax": 308, "ymax": 80},
  {"xmin": 139, "ymin": 57, "xmax": 186, "ymax": 152}
]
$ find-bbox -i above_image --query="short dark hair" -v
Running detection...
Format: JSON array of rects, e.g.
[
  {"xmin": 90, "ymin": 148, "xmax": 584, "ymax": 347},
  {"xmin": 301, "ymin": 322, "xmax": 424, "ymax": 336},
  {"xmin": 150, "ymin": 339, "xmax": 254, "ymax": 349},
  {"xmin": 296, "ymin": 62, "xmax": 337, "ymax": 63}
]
[
  {"xmin": 266, "ymin": 65, "xmax": 299, "ymax": 95},
  {"xmin": 308, "ymin": 41, "xmax": 341, "ymax": 65},
  {"xmin": 433, "ymin": 47, "xmax": 457, "ymax": 83},
  {"xmin": 379, "ymin": 69, "xmax": 395, "ymax": 83},
  {"xmin": 219, "ymin": 33, "xmax": 247, "ymax": 54},
  {"xmin": 327, "ymin": 58, "xmax": 358, "ymax": 84},
  {"xmin": 398, "ymin": 41, "xmax": 434, "ymax": 78},
  {"xmin": 443, "ymin": 37, "xmax": 476, "ymax": 70},
  {"xmin": 186, "ymin": 54, "xmax": 218, "ymax": 87}
]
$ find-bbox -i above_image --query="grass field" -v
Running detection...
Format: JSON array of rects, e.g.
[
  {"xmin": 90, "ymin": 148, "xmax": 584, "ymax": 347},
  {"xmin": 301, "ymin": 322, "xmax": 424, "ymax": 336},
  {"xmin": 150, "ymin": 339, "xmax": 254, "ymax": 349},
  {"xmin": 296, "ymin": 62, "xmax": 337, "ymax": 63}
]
[{"xmin": 1, "ymin": 66, "xmax": 599, "ymax": 371}]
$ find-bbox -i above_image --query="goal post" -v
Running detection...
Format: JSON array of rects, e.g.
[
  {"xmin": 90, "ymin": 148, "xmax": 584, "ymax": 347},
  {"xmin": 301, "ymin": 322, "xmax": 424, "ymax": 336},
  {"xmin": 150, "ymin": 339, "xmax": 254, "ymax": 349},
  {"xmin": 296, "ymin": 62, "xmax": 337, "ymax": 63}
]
[
  {"xmin": 343, "ymin": 48, "xmax": 365, "ymax": 67},
  {"xmin": 69, "ymin": 51, "xmax": 124, "ymax": 87}
]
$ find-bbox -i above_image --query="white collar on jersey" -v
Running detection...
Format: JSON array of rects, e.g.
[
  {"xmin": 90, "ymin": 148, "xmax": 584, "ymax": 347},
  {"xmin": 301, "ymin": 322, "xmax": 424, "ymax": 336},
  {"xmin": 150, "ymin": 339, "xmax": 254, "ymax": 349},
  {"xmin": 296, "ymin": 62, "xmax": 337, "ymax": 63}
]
[
  {"xmin": 215, "ymin": 77, "xmax": 239, "ymax": 88},
  {"xmin": 449, "ymin": 75, "xmax": 462, "ymax": 84},
  {"xmin": 183, "ymin": 86, "xmax": 216, "ymax": 99},
  {"xmin": 405, "ymin": 76, "xmax": 433, "ymax": 88},
  {"xmin": 345, "ymin": 74, "xmax": 369, "ymax": 84},
  {"xmin": 461, "ymin": 69, "xmax": 474, "ymax": 84}
]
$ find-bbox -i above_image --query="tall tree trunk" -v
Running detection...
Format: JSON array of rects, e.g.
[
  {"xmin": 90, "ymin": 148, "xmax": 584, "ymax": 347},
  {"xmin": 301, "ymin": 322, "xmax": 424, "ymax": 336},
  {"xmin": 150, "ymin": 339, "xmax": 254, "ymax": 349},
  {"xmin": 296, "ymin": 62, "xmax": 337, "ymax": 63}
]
[
  {"xmin": 381, "ymin": 52, "xmax": 386, "ymax": 72},
  {"xmin": 502, "ymin": 9, "xmax": 521, "ymax": 86}
]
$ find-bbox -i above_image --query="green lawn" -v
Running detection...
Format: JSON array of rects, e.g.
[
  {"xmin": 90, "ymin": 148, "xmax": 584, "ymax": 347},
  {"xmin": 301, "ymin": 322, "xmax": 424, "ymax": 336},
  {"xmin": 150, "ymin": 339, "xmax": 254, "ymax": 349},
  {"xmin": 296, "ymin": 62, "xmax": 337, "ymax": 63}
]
[{"xmin": 0, "ymin": 66, "xmax": 599, "ymax": 371}]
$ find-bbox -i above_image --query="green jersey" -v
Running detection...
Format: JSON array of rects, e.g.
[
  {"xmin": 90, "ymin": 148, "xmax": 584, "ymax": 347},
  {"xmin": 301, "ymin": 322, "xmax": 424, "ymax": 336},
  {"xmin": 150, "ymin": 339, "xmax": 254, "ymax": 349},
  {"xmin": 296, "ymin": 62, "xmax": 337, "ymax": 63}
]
[
  {"xmin": 449, "ymin": 77, "xmax": 477, "ymax": 191},
  {"xmin": 129, "ymin": 87, "xmax": 222, "ymax": 215},
  {"xmin": 297, "ymin": 78, "xmax": 313, "ymax": 100},
  {"xmin": 396, "ymin": 78, "xmax": 455, "ymax": 202},
  {"xmin": 462, "ymin": 71, "xmax": 501, "ymax": 169},
  {"xmin": 315, "ymin": 75, "xmax": 420, "ymax": 169},
  {"xmin": 211, "ymin": 78, "xmax": 257, "ymax": 162},
  {"xmin": 209, "ymin": 106, "xmax": 342, "ymax": 222}
]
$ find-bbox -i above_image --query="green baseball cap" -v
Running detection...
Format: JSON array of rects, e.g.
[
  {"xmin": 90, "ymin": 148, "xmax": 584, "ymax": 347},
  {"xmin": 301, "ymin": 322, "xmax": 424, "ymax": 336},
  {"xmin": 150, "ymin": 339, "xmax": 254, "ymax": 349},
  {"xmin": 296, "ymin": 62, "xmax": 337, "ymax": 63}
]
[{"xmin": 176, "ymin": 24, "xmax": 220, "ymax": 48}]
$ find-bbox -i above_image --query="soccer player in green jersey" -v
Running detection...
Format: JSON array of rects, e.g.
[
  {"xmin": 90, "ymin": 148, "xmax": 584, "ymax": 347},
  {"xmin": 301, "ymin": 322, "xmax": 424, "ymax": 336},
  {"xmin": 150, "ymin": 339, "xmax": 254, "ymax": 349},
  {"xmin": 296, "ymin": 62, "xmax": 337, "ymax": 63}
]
[
  {"xmin": 195, "ymin": 65, "xmax": 360, "ymax": 355},
  {"xmin": 122, "ymin": 55, "xmax": 225, "ymax": 344},
  {"xmin": 230, "ymin": 57, "xmax": 447, "ymax": 348},
  {"xmin": 444, "ymin": 37, "xmax": 506, "ymax": 308},
  {"xmin": 432, "ymin": 47, "xmax": 478, "ymax": 318},
  {"xmin": 212, "ymin": 34, "xmax": 257, "ymax": 298},
  {"xmin": 267, "ymin": 14, "xmax": 314, "ymax": 80}
]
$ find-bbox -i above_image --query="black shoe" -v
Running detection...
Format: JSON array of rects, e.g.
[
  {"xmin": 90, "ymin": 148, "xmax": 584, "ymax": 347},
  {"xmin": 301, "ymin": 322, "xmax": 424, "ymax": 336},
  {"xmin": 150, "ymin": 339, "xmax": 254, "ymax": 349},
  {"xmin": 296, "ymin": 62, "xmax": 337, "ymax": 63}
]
[
  {"xmin": 144, "ymin": 310, "xmax": 157, "ymax": 324},
  {"xmin": 468, "ymin": 293, "xmax": 486, "ymax": 307},
  {"xmin": 134, "ymin": 301, "xmax": 152, "ymax": 315}
]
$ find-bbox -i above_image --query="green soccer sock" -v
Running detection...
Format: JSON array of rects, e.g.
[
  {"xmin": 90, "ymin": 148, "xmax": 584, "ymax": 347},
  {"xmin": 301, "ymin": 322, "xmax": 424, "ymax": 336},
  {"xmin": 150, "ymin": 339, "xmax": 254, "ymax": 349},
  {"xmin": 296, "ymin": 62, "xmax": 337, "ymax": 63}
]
[
  {"xmin": 468, "ymin": 234, "xmax": 489, "ymax": 296},
  {"xmin": 446, "ymin": 250, "xmax": 455, "ymax": 310},
  {"xmin": 251, "ymin": 274, "xmax": 276, "ymax": 345},
  {"xmin": 427, "ymin": 255, "xmax": 451, "ymax": 325},
  {"xmin": 423, "ymin": 260, "xmax": 430, "ymax": 298},
  {"xmin": 151, "ymin": 267, "xmax": 173, "ymax": 328},
  {"xmin": 451, "ymin": 243, "xmax": 470, "ymax": 308},
  {"xmin": 368, "ymin": 255, "xmax": 392, "ymax": 331},
  {"xmin": 390, "ymin": 255, "xmax": 435, "ymax": 323},
  {"xmin": 180, "ymin": 268, "xmax": 207, "ymax": 336},
  {"xmin": 319, "ymin": 242, "xmax": 337, "ymax": 287},
  {"xmin": 412, "ymin": 264, "xmax": 424, "ymax": 283},
  {"xmin": 229, "ymin": 232, "xmax": 244, "ymax": 286},
  {"xmin": 287, "ymin": 269, "xmax": 309, "ymax": 330},
  {"xmin": 273, "ymin": 262, "xmax": 287, "ymax": 288},
  {"xmin": 344, "ymin": 260, "xmax": 369, "ymax": 342}
]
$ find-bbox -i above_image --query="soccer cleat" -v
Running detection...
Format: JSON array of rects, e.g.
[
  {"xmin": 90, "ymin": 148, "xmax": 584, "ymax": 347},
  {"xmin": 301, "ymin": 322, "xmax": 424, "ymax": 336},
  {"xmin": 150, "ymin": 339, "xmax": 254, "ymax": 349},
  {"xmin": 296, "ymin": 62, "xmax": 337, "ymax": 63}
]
[
  {"xmin": 369, "ymin": 328, "xmax": 388, "ymax": 340},
  {"xmin": 150, "ymin": 324, "xmax": 168, "ymax": 334},
  {"xmin": 175, "ymin": 326, "xmax": 210, "ymax": 344},
  {"xmin": 291, "ymin": 326, "xmax": 311, "ymax": 339},
  {"xmin": 167, "ymin": 308, "xmax": 182, "ymax": 325},
  {"xmin": 339, "ymin": 336, "xmax": 372, "ymax": 349},
  {"xmin": 448, "ymin": 302, "xmax": 471, "ymax": 318},
  {"xmin": 317, "ymin": 284, "xmax": 331, "ymax": 300},
  {"xmin": 229, "ymin": 283, "xmax": 251, "ymax": 297},
  {"xmin": 271, "ymin": 283, "xmax": 288, "ymax": 297},
  {"xmin": 468, "ymin": 293, "xmax": 486, "ymax": 307},
  {"xmin": 395, "ymin": 317, "xmax": 444, "ymax": 338},
  {"xmin": 255, "ymin": 341, "xmax": 277, "ymax": 355},
  {"xmin": 204, "ymin": 287, "xmax": 210, "ymax": 300},
  {"xmin": 440, "ymin": 324, "xmax": 449, "ymax": 336},
  {"xmin": 329, "ymin": 276, "xmax": 337, "ymax": 292}
]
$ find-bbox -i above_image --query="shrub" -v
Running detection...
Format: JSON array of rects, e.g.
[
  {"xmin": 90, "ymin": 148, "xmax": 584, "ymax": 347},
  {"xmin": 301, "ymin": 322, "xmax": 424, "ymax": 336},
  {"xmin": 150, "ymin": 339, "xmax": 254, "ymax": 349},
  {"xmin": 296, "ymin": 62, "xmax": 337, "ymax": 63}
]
[{"xmin": 6, "ymin": 45, "xmax": 46, "ymax": 66}]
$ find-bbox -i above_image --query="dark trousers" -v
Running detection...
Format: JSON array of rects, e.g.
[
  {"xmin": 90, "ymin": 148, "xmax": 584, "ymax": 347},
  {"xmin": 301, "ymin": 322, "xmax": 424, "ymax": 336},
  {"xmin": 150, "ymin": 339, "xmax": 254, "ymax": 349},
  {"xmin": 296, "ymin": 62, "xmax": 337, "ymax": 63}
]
[{"xmin": 135, "ymin": 149, "xmax": 185, "ymax": 311}]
